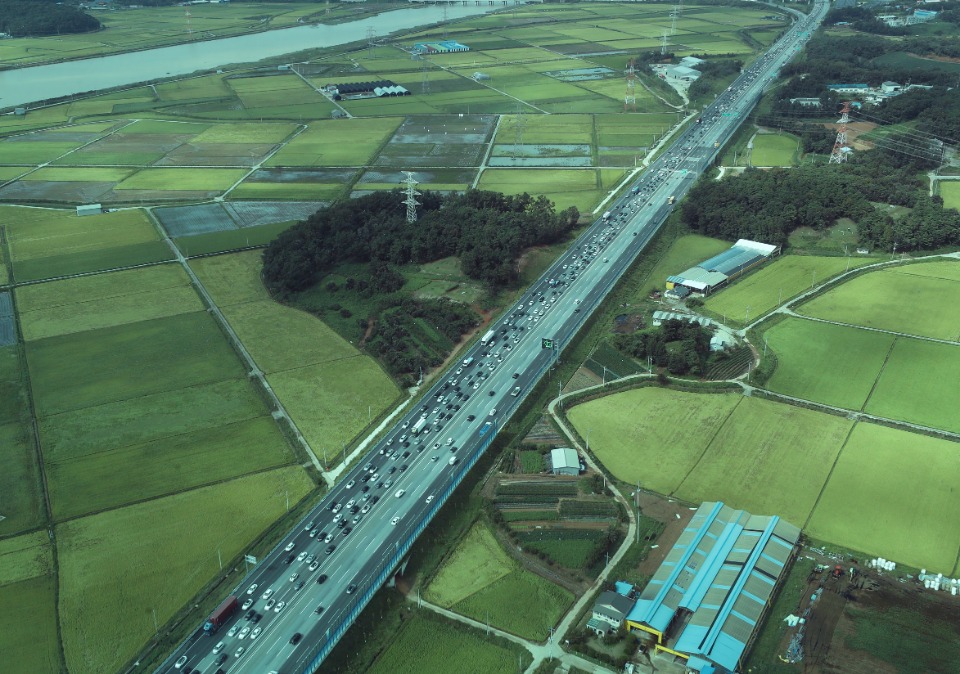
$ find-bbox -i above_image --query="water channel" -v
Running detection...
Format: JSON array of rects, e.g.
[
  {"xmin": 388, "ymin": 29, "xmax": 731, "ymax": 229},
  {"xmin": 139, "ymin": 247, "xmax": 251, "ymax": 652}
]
[{"xmin": 0, "ymin": 4, "xmax": 497, "ymax": 110}]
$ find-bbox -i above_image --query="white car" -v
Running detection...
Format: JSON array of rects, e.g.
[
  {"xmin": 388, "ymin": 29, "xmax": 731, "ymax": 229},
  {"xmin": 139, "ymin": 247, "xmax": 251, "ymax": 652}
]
[
  {"xmin": 346, "ymin": 479, "xmax": 356, "ymax": 489},
  {"xmin": 234, "ymin": 646, "xmax": 245, "ymax": 659},
  {"xmin": 245, "ymin": 583, "xmax": 258, "ymax": 595},
  {"xmin": 284, "ymin": 542, "xmax": 295, "ymax": 552},
  {"xmin": 324, "ymin": 533, "xmax": 334, "ymax": 543},
  {"xmin": 250, "ymin": 626, "xmax": 263, "ymax": 640},
  {"xmin": 238, "ymin": 626, "xmax": 251, "ymax": 640},
  {"xmin": 265, "ymin": 598, "xmax": 276, "ymax": 611},
  {"xmin": 306, "ymin": 554, "xmax": 315, "ymax": 564},
  {"xmin": 274, "ymin": 601, "xmax": 286, "ymax": 613},
  {"xmin": 289, "ymin": 572, "xmax": 299, "ymax": 583},
  {"xmin": 212, "ymin": 641, "xmax": 225, "ymax": 654},
  {"xmin": 309, "ymin": 560, "xmax": 320, "ymax": 571},
  {"xmin": 361, "ymin": 504, "xmax": 371, "ymax": 514},
  {"xmin": 346, "ymin": 499, "xmax": 356, "ymax": 509},
  {"xmin": 175, "ymin": 656, "xmax": 188, "ymax": 669},
  {"xmin": 241, "ymin": 597, "xmax": 254, "ymax": 610},
  {"xmin": 261, "ymin": 588, "xmax": 273, "ymax": 600},
  {"xmin": 227, "ymin": 624, "xmax": 240, "ymax": 638},
  {"xmin": 426, "ymin": 495, "xmax": 434, "ymax": 504},
  {"xmin": 391, "ymin": 517, "xmax": 400, "ymax": 526},
  {"xmin": 297, "ymin": 551, "xmax": 307, "ymax": 562}
]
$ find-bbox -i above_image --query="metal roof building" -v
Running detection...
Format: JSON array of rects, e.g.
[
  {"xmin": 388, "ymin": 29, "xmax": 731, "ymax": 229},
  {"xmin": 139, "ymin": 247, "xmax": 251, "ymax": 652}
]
[
  {"xmin": 549, "ymin": 447, "xmax": 579, "ymax": 476},
  {"xmin": 666, "ymin": 239, "xmax": 777, "ymax": 296},
  {"xmin": 626, "ymin": 501, "xmax": 800, "ymax": 673}
]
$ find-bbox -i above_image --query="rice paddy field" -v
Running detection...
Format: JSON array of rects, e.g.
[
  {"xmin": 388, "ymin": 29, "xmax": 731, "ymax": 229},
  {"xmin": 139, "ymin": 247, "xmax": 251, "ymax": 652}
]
[
  {"xmin": 568, "ymin": 388, "xmax": 960, "ymax": 573},
  {"xmin": 796, "ymin": 261, "xmax": 960, "ymax": 340},
  {"xmin": 478, "ymin": 167, "xmax": 626, "ymax": 213},
  {"xmin": 0, "ymin": 533, "xmax": 60, "ymax": 673},
  {"xmin": 0, "ymin": 206, "xmax": 171, "ymax": 282},
  {"xmin": 703, "ymin": 254, "xmax": 872, "ymax": 327},
  {"xmin": 191, "ymin": 251, "xmax": 400, "ymax": 461},
  {"xmin": 425, "ymin": 521, "xmax": 574, "ymax": 640}
]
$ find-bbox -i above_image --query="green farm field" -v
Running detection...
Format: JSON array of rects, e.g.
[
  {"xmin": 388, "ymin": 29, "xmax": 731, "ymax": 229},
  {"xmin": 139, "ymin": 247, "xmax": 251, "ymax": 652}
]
[
  {"xmin": 47, "ymin": 416, "xmax": 292, "ymax": 520},
  {"xmin": 266, "ymin": 118, "xmax": 402, "ymax": 167},
  {"xmin": 570, "ymin": 386, "xmax": 960, "ymax": 572},
  {"xmin": 940, "ymin": 181, "xmax": 960, "ymax": 210},
  {"xmin": 368, "ymin": 610, "xmax": 531, "ymax": 674},
  {"xmin": 674, "ymin": 396, "xmax": 852, "ymax": 527},
  {"xmin": 865, "ymin": 338, "xmax": 960, "ymax": 434},
  {"xmin": 807, "ymin": 423, "xmax": 960, "ymax": 574},
  {"xmin": 425, "ymin": 522, "xmax": 515, "ymax": 607},
  {"xmin": 567, "ymin": 387, "xmax": 740, "ymax": 494},
  {"xmin": 0, "ymin": 422, "xmax": 45, "ymax": 536},
  {"xmin": 763, "ymin": 318, "xmax": 894, "ymax": 410},
  {"xmin": 0, "ymin": 206, "xmax": 171, "ymax": 282},
  {"xmin": 57, "ymin": 466, "xmax": 314, "ymax": 674},
  {"xmin": 115, "ymin": 167, "xmax": 247, "ymax": 192},
  {"xmin": 26, "ymin": 311, "xmax": 244, "ymax": 417},
  {"xmin": 750, "ymin": 132, "xmax": 800, "ymax": 166},
  {"xmin": 0, "ymin": 533, "xmax": 60, "ymax": 673},
  {"xmin": 0, "ymin": 344, "xmax": 29, "ymax": 426},
  {"xmin": 17, "ymin": 264, "xmax": 202, "ymax": 341},
  {"xmin": 426, "ymin": 521, "xmax": 573, "ymax": 640},
  {"xmin": 478, "ymin": 168, "xmax": 624, "ymax": 213},
  {"xmin": 704, "ymin": 255, "xmax": 871, "ymax": 326},
  {"xmin": 797, "ymin": 261, "xmax": 960, "ymax": 340}
]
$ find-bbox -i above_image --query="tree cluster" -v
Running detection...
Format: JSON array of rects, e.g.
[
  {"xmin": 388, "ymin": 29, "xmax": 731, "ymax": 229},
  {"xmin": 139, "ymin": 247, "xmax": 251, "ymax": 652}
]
[
  {"xmin": 687, "ymin": 58, "xmax": 744, "ymax": 102},
  {"xmin": 679, "ymin": 152, "xmax": 931, "ymax": 247},
  {"xmin": 0, "ymin": 0, "xmax": 100, "ymax": 36},
  {"xmin": 823, "ymin": 6, "xmax": 906, "ymax": 35},
  {"xmin": 614, "ymin": 319, "xmax": 713, "ymax": 376},
  {"xmin": 364, "ymin": 298, "xmax": 479, "ymax": 382},
  {"xmin": 262, "ymin": 189, "xmax": 578, "ymax": 297}
]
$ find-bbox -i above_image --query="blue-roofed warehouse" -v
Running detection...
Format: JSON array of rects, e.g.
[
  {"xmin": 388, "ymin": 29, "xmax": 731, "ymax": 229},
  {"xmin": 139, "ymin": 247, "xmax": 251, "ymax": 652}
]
[
  {"xmin": 666, "ymin": 239, "xmax": 777, "ymax": 296},
  {"xmin": 626, "ymin": 501, "xmax": 800, "ymax": 673}
]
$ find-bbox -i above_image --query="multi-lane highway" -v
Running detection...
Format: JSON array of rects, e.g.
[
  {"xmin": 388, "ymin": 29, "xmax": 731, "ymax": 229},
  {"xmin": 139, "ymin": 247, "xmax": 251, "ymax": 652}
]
[{"xmin": 159, "ymin": 3, "xmax": 828, "ymax": 673}]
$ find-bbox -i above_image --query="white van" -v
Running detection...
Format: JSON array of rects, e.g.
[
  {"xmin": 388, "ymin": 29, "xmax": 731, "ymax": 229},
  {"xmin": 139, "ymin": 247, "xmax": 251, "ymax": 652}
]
[{"xmin": 449, "ymin": 457, "xmax": 459, "ymax": 466}]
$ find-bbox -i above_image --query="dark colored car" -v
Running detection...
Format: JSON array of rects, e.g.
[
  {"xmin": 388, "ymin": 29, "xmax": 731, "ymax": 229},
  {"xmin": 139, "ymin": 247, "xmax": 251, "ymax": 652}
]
[
  {"xmin": 346, "ymin": 584, "xmax": 357, "ymax": 594},
  {"xmin": 290, "ymin": 632, "xmax": 303, "ymax": 645},
  {"xmin": 317, "ymin": 574, "xmax": 328, "ymax": 584},
  {"xmin": 215, "ymin": 654, "xmax": 227, "ymax": 666}
]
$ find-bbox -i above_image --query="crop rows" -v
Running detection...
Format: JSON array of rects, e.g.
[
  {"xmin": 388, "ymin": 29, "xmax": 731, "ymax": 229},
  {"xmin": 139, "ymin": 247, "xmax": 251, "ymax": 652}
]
[
  {"xmin": 496, "ymin": 482, "xmax": 578, "ymax": 496},
  {"xmin": 558, "ymin": 499, "xmax": 618, "ymax": 518}
]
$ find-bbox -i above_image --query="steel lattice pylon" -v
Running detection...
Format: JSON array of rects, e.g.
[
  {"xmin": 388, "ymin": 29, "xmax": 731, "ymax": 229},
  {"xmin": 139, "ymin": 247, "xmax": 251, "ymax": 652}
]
[
  {"xmin": 401, "ymin": 171, "xmax": 421, "ymax": 223},
  {"xmin": 829, "ymin": 101, "xmax": 851, "ymax": 164}
]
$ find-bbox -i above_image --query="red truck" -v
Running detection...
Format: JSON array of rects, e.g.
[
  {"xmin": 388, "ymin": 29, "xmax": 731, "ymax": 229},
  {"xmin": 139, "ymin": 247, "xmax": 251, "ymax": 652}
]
[{"xmin": 203, "ymin": 596, "xmax": 238, "ymax": 635}]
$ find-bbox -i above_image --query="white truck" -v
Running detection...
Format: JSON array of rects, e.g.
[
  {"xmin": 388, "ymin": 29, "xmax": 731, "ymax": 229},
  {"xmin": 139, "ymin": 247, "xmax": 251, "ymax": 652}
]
[
  {"xmin": 480, "ymin": 329, "xmax": 495, "ymax": 346},
  {"xmin": 411, "ymin": 417, "xmax": 427, "ymax": 435}
]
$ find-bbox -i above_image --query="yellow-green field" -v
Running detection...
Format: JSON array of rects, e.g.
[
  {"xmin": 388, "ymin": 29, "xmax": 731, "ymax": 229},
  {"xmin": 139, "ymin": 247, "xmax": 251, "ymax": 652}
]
[
  {"xmin": 57, "ymin": 466, "xmax": 314, "ymax": 674},
  {"xmin": 569, "ymin": 386, "xmax": 960, "ymax": 573},
  {"xmin": 266, "ymin": 118, "xmax": 403, "ymax": 167},
  {"xmin": 797, "ymin": 261, "xmax": 960, "ymax": 340},
  {"xmin": 749, "ymin": 132, "xmax": 800, "ymax": 166},
  {"xmin": 940, "ymin": 181, "xmax": 960, "ymax": 210},
  {"xmin": 425, "ymin": 521, "xmax": 573, "ymax": 640},
  {"xmin": 191, "ymin": 251, "xmax": 400, "ymax": 461},
  {"xmin": 704, "ymin": 255, "xmax": 871, "ymax": 326},
  {"xmin": 478, "ymin": 168, "xmax": 625, "ymax": 213},
  {"xmin": 16, "ymin": 264, "xmax": 202, "ymax": 341}
]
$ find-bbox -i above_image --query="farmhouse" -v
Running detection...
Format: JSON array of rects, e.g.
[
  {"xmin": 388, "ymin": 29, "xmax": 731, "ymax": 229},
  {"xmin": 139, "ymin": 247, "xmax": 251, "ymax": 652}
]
[
  {"xmin": 549, "ymin": 447, "xmax": 580, "ymax": 476},
  {"xmin": 626, "ymin": 501, "xmax": 800, "ymax": 674},
  {"xmin": 666, "ymin": 239, "xmax": 778, "ymax": 297},
  {"xmin": 587, "ymin": 589, "xmax": 636, "ymax": 636}
]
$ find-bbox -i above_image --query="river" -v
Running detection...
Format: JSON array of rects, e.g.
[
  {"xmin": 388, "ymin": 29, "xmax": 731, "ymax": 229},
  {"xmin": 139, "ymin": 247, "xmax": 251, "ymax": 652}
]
[{"xmin": 0, "ymin": 4, "xmax": 499, "ymax": 110}]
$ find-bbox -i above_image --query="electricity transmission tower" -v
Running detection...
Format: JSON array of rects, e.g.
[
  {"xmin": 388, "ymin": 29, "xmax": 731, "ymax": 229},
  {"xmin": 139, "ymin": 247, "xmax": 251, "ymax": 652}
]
[
  {"xmin": 624, "ymin": 58, "xmax": 637, "ymax": 112},
  {"xmin": 401, "ymin": 172, "xmax": 421, "ymax": 223},
  {"xmin": 829, "ymin": 101, "xmax": 851, "ymax": 164}
]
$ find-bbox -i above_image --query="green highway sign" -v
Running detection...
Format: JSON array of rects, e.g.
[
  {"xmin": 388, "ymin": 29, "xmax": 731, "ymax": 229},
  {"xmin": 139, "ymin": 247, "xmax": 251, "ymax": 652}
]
[{"xmin": 541, "ymin": 338, "xmax": 555, "ymax": 350}]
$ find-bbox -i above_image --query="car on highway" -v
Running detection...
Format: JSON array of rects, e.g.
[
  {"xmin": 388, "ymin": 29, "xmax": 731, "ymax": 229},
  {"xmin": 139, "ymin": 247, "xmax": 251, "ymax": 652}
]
[
  {"xmin": 309, "ymin": 560, "xmax": 320, "ymax": 571},
  {"xmin": 324, "ymin": 533, "xmax": 334, "ymax": 543},
  {"xmin": 227, "ymin": 624, "xmax": 240, "ymax": 637},
  {"xmin": 250, "ymin": 626, "xmax": 263, "ymax": 640},
  {"xmin": 314, "ymin": 605, "xmax": 325, "ymax": 615},
  {"xmin": 426, "ymin": 495, "xmax": 434, "ymax": 504},
  {"xmin": 391, "ymin": 516, "xmax": 400, "ymax": 526},
  {"xmin": 245, "ymin": 584, "xmax": 258, "ymax": 595},
  {"xmin": 317, "ymin": 574, "xmax": 328, "ymax": 584},
  {"xmin": 295, "ymin": 580, "xmax": 305, "ymax": 591},
  {"xmin": 215, "ymin": 653, "xmax": 227, "ymax": 666},
  {"xmin": 264, "ymin": 598, "xmax": 276, "ymax": 611},
  {"xmin": 361, "ymin": 504, "xmax": 371, "ymax": 514},
  {"xmin": 346, "ymin": 584, "xmax": 357, "ymax": 594},
  {"xmin": 274, "ymin": 601, "xmax": 286, "ymax": 613},
  {"xmin": 175, "ymin": 656, "xmax": 188, "ymax": 669},
  {"xmin": 395, "ymin": 489, "xmax": 405, "ymax": 498},
  {"xmin": 212, "ymin": 641, "xmax": 225, "ymax": 654},
  {"xmin": 241, "ymin": 597, "xmax": 253, "ymax": 610},
  {"xmin": 296, "ymin": 551, "xmax": 307, "ymax": 562},
  {"xmin": 289, "ymin": 572, "xmax": 299, "ymax": 583},
  {"xmin": 346, "ymin": 479, "xmax": 356, "ymax": 489},
  {"xmin": 342, "ymin": 526, "xmax": 353, "ymax": 536},
  {"xmin": 244, "ymin": 609, "xmax": 255, "ymax": 621},
  {"xmin": 238, "ymin": 626, "xmax": 250, "ymax": 639},
  {"xmin": 325, "ymin": 545, "xmax": 336, "ymax": 555},
  {"xmin": 284, "ymin": 542, "xmax": 295, "ymax": 552},
  {"xmin": 234, "ymin": 647, "xmax": 245, "ymax": 659},
  {"xmin": 467, "ymin": 414, "xmax": 475, "ymax": 421},
  {"xmin": 290, "ymin": 632, "xmax": 303, "ymax": 645}
]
